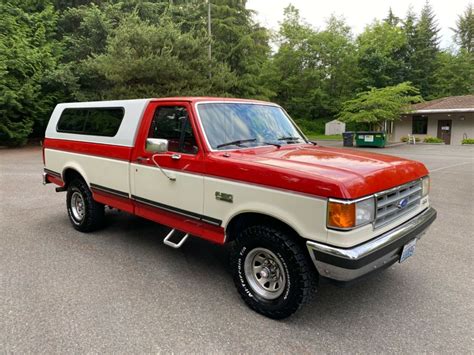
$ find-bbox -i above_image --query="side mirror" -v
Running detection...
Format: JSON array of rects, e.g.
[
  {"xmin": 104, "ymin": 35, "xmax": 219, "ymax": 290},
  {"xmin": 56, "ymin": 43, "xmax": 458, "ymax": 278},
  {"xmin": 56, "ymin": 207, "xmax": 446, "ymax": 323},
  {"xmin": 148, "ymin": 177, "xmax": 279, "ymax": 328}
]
[{"xmin": 146, "ymin": 138, "xmax": 168, "ymax": 153}]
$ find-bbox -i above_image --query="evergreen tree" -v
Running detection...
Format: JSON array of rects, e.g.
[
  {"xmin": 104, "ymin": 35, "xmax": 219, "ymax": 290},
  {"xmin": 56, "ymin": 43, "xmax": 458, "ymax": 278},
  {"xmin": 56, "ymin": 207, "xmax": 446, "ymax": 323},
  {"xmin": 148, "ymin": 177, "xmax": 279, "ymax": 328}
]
[
  {"xmin": 406, "ymin": 2, "xmax": 441, "ymax": 99},
  {"xmin": 0, "ymin": 0, "xmax": 59, "ymax": 145},
  {"xmin": 452, "ymin": 4, "xmax": 474, "ymax": 53},
  {"xmin": 208, "ymin": 0, "xmax": 271, "ymax": 97},
  {"xmin": 401, "ymin": 8, "xmax": 417, "ymax": 88},
  {"xmin": 432, "ymin": 50, "xmax": 474, "ymax": 97},
  {"xmin": 267, "ymin": 7, "xmax": 357, "ymax": 119},
  {"xmin": 384, "ymin": 7, "xmax": 400, "ymax": 27},
  {"xmin": 357, "ymin": 21, "xmax": 408, "ymax": 88},
  {"xmin": 82, "ymin": 13, "xmax": 237, "ymax": 99},
  {"xmin": 2, "ymin": 1, "xmax": 473, "ymax": 144}
]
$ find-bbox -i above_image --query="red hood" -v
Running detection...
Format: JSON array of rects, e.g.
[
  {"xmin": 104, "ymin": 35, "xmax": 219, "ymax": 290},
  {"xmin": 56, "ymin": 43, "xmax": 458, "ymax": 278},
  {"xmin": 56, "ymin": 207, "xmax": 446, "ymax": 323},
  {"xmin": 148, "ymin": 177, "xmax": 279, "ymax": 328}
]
[{"xmin": 206, "ymin": 145, "xmax": 428, "ymax": 199}]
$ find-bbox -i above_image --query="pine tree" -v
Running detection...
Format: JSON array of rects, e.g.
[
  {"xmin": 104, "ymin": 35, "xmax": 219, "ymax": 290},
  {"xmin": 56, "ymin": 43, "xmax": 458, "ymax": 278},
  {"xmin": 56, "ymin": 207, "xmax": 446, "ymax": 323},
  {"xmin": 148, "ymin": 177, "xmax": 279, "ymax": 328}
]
[
  {"xmin": 452, "ymin": 4, "xmax": 474, "ymax": 53},
  {"xmin": 0, "ymin": 0, "xmax": 59, "ymax": 145},
  {"xmin": 406, "ymin": 2, "xmax": 441, "ymax": 99},
  {"xmin": 384, "ymin": 7, "xmax": 400, "ymax": 26},
  {"xmin": 357, "ymin": 21, "xmax": 408, "ymax": 88}
]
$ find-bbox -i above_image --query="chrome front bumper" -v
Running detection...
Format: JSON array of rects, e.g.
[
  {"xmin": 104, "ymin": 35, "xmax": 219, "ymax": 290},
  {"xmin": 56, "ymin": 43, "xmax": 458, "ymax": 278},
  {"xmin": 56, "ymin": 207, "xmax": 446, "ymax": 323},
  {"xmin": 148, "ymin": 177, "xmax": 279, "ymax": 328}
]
[{"xmin": 307, "ymin": 207, "xmax": 437, "ymax": 282}]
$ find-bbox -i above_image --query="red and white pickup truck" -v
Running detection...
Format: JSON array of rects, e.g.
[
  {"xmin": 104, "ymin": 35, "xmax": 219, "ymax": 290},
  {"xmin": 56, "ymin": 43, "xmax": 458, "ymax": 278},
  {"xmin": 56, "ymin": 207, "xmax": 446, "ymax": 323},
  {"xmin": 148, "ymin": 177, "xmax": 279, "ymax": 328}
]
[{"xmin": 43, "ymin": 97, "xmax": 437, "ymax": 319}]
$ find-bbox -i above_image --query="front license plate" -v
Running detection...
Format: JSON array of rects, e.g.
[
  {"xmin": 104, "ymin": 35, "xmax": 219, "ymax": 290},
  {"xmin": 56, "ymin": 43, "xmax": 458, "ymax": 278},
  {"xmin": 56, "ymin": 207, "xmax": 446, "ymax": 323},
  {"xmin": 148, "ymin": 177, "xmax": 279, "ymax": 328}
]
[{"xmin": 400, "ymin": 239, "xmax": 417, "ymax": 263}]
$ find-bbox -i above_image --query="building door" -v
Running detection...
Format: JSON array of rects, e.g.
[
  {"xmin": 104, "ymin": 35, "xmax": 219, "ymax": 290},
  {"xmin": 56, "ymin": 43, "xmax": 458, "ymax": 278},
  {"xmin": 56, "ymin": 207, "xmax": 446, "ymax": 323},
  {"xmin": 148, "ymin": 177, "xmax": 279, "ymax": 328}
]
[{"xmin": 437, "ymin": 120, "xmax": 452, "ymax": 144}]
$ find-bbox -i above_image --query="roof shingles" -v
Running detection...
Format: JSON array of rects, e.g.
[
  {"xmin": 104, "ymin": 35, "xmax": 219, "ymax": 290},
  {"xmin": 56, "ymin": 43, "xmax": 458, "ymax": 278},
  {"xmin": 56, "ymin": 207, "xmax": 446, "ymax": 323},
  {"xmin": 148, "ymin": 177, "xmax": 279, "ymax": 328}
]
[{"xmin": 412, "ymin": 95, "xmax": 474, "ymax": 112}]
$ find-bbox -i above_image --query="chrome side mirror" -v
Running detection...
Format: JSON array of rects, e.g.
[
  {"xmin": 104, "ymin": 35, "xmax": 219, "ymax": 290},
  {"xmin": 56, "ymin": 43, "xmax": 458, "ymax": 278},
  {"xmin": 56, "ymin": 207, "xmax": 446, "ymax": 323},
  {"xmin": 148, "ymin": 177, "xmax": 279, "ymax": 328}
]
[{"xmin": 146, "ymin": 138, "xmax": 168, "ymax": 153}]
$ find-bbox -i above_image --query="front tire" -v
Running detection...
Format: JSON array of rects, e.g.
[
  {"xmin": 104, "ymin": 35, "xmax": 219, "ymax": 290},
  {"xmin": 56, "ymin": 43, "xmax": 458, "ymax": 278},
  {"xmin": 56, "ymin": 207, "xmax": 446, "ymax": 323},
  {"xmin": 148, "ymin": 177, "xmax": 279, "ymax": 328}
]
[
  {"xmin": 231, "ymin": 225, "xmax": 317, "ymax": 319},
  {"xmin": 66, "ymin": 178, "xmax": 105, "ymax": 232}
]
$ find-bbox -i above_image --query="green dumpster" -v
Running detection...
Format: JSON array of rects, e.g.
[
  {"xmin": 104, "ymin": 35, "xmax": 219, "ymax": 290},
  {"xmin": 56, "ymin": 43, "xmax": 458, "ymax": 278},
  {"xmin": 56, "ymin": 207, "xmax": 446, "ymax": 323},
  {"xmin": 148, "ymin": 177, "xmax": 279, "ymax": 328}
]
[{"xmin": 355, "ymin": 131, "xmax": 386, "ymax": 147}]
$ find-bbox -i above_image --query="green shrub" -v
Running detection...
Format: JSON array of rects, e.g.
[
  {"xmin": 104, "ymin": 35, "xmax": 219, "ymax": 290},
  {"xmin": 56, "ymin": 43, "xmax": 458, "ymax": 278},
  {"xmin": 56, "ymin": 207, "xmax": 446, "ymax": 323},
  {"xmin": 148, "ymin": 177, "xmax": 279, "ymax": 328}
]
[
  {"xmin": 462, "ymin": 138, "xmax": 474, "ymax": 144},
  {"xmin": 423, "ymin": 136, "xmax": 444, "ymax": 143}
]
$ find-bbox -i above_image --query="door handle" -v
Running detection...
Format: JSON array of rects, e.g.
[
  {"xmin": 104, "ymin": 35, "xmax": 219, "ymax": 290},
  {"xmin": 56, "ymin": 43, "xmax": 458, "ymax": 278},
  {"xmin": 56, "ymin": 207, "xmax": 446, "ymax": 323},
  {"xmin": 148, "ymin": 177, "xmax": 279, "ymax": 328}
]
[
  {"xmin": 171, "ymin": 154, "xmax": 181, "ymax": 160},
  {"xmin": 136, "ymin": 157, "xmax": 150, "ymax": 164}
]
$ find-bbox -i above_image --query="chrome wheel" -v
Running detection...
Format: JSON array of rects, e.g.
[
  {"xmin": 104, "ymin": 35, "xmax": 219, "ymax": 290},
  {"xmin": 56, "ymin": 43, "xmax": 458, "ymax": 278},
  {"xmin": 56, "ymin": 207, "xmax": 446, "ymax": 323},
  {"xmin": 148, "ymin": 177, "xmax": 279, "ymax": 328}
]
[
  {"xmin": 244, "ymin": 247, "xmax": 286, "ymax": 300},
  {"xmin": 70, "ymin": 191, "xmax": 85, "ymax": 221}
]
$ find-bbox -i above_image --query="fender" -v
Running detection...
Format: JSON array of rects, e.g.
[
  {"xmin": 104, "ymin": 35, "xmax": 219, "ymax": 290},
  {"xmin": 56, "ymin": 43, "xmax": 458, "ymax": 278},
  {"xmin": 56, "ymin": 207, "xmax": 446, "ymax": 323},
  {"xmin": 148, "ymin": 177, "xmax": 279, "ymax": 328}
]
[
  {"xmin": 62, "ymin": 163, "xmax": 90, "ymax": 188},
  {"xmin": 222, "ymin": 198, "xmax": 328, "ymax": 242}
]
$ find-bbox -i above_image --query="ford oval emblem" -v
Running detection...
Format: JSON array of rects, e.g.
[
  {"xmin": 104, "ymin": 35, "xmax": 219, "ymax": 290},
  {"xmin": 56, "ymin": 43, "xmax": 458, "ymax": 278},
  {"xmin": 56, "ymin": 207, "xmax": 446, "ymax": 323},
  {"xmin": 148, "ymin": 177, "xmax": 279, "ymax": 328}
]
[{"xmin": 397, "ymin": 198, "xmax": 409, "ymax": 209}]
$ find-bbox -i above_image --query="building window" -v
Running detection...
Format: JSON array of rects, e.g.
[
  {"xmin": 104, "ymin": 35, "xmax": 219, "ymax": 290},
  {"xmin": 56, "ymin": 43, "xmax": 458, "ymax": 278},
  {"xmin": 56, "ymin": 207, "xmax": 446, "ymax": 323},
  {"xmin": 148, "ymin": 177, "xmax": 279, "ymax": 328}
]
[{"xmin": 412, "ymin": 115, "xmax": 428, "ymax": 134}]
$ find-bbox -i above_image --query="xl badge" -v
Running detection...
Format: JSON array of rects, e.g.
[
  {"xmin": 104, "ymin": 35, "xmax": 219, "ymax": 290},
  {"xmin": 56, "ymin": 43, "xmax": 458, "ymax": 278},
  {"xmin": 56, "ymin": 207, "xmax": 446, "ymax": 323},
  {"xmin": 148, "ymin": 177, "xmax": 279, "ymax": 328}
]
[
  {"xmin": 397, "ymin": 198, "xmax": 409, "ymax": 209},
  {"xmin": 215, "ymin": 191, "xmax": 233, "ymax": 203}
]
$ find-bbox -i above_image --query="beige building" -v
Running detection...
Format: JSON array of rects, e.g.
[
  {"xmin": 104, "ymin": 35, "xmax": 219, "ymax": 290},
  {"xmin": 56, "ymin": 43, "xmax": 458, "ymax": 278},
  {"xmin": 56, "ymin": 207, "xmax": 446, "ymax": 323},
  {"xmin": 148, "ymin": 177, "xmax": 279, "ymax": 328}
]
[{"xmin": 391, "ymin": 95, "xmax": 474, "ymax": 145}]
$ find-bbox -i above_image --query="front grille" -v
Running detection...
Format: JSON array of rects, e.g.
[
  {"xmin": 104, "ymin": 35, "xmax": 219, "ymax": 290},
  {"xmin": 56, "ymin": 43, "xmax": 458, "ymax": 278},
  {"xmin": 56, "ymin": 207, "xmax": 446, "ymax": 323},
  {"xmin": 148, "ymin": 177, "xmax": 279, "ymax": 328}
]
[{"xmin": 374, "ymin": 180, "xmax": 422, "ymax": 229}]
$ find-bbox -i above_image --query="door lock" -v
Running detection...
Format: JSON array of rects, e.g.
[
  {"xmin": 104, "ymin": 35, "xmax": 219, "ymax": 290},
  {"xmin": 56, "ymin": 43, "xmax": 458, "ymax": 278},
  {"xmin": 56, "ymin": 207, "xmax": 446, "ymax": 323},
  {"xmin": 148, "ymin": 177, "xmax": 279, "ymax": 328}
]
[{"xmin": 171, "ymin": 154, "xmax": 181, "ymax": 160}]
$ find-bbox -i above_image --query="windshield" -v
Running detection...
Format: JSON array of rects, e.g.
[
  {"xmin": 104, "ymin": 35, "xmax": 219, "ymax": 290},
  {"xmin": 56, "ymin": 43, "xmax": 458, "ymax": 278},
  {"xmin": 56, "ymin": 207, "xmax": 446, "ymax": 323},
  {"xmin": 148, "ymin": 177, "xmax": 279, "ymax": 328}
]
[{"xmin": 197, "ymin": 103, "xmax": 307, "ymax": 150}]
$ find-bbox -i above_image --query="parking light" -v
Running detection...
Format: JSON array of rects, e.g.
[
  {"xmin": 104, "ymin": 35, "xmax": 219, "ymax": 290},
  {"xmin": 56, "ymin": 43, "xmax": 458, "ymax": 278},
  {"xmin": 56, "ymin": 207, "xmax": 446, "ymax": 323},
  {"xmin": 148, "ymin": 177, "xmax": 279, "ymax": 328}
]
[{"xmin": 327, "ymin": 197, "xmax": 375, "ymax": 230}]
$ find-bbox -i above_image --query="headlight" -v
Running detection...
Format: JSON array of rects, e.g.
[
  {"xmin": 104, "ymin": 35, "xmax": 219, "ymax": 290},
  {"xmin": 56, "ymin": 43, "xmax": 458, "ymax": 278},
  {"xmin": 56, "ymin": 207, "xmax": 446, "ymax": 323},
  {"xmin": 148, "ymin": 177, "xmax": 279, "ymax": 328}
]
[
  {"xmin": 327, "ymin": 197, "xmax": 375, "ymax": 230},
  {"xmin": 356, "ymin": 198, "xmax": 375, "ymax": 225},
  {"xmin": 422, "ymin": 176, "xmax": 430, "ymax": 197}
]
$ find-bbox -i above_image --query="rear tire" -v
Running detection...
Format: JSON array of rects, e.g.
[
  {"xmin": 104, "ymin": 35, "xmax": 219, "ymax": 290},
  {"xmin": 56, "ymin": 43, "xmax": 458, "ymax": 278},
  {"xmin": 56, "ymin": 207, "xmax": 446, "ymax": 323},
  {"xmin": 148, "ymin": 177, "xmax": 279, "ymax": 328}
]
[
  {"xmin": 66, "ymin": 178, "xmax": 105, "ymax": 232},
  {"xmin": 231, "ymin": 224, "xmax": 317, "ymax": 319}
]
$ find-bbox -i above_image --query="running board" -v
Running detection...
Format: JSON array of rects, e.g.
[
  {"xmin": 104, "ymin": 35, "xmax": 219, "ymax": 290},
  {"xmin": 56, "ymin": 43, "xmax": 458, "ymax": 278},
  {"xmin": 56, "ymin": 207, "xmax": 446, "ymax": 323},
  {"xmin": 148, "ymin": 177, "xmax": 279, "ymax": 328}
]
[{"xmin": 163, "ymin": 229, "xmax": 189, "ymax": 249}]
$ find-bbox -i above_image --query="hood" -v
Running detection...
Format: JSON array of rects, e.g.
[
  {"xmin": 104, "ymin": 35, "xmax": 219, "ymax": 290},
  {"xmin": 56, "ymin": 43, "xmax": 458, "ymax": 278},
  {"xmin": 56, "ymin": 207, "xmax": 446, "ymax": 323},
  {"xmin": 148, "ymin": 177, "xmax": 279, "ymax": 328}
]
[{"xmin": 208, "ymin": 145, "xmax": 428, "ymax": 199}]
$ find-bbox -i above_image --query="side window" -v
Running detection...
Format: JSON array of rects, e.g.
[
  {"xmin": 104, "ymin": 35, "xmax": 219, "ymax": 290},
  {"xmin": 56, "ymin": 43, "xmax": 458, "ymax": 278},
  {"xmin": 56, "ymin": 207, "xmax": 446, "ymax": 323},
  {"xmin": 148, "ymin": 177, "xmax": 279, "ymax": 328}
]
[
  {"xmin": 148, "ymin": 106, "xmax": 198, "ymax": 154},
  {"xmin": 83, "ymin": 108, "xmax": 124, "ymax": 137},
  {"xmin": 56, "ymin": 109, "xmax": 88, "ymax": 134},
  {"xmin": 57, "ymin": 108, "xmax": 124, "ymax": 136}
]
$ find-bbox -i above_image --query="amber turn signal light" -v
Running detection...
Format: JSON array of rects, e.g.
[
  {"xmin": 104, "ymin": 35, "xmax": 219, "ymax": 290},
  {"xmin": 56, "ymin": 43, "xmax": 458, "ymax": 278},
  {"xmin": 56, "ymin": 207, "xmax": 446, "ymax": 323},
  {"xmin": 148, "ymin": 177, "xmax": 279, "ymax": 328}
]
[{"xmin": 327, "ymin": 201, "xmax": 356, "ymax": 229}]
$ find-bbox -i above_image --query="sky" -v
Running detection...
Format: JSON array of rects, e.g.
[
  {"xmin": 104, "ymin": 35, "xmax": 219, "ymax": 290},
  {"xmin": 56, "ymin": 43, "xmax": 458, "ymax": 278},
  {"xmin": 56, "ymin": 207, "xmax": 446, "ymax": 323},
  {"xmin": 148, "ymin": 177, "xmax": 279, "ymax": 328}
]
[{"xmin": 246, "ymin": 0, "xmax": 471, "ymax": 49}]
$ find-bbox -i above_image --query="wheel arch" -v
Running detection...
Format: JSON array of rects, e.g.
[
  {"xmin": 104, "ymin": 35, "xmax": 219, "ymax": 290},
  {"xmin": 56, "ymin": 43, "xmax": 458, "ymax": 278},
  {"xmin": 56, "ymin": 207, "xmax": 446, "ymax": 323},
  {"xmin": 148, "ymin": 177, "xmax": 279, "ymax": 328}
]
[
  {"xmin": 225, "ymin": 212, "xmax": 302, "ymax": 245},
  {"xmin": 62, "ymin": 165, "xmax": 89, "ymax": 188}
]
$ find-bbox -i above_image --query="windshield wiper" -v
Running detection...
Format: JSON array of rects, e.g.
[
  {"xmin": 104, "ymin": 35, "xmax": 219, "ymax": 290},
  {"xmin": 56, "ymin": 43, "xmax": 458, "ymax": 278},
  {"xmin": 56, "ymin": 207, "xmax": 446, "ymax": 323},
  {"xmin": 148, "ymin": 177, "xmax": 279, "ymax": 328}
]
[
  {"xmin": 278, "ymin": 136, "xmax": 302, "ymax": 141},
  {"xmin": 258, "ymin": 141, "xmax": 281, "ymax": 148},
  {"xmin": 216, "ymin": 138, "xmax": 256, "ymax": 149},
  {"xmin": 278, "ymin": 136, "xmax": 305, "ymax": 144}
]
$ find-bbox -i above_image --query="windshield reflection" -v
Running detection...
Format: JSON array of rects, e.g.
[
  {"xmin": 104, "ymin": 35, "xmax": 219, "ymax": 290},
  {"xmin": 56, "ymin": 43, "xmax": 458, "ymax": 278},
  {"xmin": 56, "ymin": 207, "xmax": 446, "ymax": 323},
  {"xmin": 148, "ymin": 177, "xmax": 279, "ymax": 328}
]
[{"xmin": 197, "ymin": 103, "xmax": 306, "ymax": 150}]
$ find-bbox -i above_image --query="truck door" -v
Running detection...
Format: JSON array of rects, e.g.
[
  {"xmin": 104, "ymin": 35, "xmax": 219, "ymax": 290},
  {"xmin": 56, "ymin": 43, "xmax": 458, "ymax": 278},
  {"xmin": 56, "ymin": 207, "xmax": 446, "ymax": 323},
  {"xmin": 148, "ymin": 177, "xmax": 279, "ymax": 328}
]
[{"xmin": 131, "ymin": 102, "xmax": 205, "ymax": 220}]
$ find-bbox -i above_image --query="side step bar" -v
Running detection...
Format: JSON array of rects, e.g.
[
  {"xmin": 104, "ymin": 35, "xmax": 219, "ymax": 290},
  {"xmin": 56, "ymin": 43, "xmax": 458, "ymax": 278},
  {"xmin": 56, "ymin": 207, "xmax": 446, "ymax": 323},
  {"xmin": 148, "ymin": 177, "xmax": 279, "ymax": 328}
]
[{"xmin": 163, "ymin": 229, "xmax": 189, "ymax": 249}]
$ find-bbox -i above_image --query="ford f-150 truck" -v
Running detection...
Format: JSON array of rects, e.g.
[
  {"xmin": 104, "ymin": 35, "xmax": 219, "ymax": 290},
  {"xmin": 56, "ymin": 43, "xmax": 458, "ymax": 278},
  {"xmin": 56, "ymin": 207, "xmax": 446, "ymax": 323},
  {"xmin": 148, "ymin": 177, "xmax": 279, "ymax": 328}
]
[{"xmin": 43, "ymin": 97, "xmax": 437, "ymax": 319}]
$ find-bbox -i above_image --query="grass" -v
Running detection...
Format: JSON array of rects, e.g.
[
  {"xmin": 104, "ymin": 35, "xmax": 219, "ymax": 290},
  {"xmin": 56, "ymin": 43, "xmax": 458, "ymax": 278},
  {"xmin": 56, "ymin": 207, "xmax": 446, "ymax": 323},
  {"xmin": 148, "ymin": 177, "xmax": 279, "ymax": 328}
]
[{"xmin": 305, "ymin": 133, "xmax": 342, "ymax": 141}]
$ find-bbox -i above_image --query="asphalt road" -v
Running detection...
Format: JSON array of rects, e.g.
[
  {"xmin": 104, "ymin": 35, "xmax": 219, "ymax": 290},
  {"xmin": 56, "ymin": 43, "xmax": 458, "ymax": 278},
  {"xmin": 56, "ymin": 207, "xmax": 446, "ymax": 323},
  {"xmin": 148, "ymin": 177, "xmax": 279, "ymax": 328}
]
[{"xmin": 1, "ymin": 144, "xmax": 473, "ymax": 353}]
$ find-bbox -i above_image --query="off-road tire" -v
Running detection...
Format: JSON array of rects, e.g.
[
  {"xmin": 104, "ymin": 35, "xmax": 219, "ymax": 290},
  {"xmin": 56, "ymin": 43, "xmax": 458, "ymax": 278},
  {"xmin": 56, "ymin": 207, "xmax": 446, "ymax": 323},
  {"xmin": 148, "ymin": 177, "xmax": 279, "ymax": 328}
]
[
  {"xmin": 66, "ymin": 178, "xmax": 105, "ymax": 232},
  {"xmin": 231, "ymin": 225, "xmax": 317, "ymax": 319}
]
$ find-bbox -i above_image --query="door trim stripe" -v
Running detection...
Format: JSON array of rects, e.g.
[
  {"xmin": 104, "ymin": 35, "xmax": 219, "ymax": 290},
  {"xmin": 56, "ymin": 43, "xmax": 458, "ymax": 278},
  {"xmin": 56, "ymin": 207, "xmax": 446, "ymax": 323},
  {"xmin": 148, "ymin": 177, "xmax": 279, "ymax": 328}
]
[
  {"xmin": 131, "ymin": 194, "xmax": 222, "ymax": 226},
  {"xmin": 90, "ymin": 183, "xmax": 130, "ymax": 198},
  {"xmin": 88, "ymin": 182, "xmax": 222, "ymax": 227}
]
